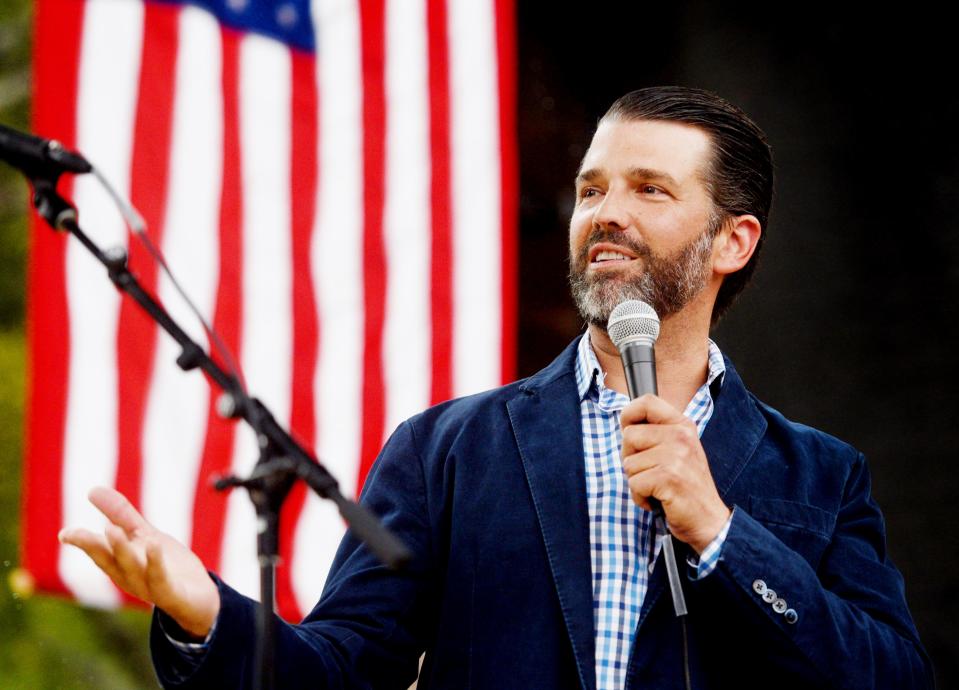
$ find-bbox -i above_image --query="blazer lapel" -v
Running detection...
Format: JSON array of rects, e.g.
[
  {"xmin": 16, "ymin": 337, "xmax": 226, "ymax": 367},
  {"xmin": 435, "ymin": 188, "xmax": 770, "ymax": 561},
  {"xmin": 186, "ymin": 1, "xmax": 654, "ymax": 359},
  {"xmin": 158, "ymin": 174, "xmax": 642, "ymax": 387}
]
[
  {"xmin": 507, "ymin": 339, "xmax": 596, "ymax": 690},
  {"xmin": 700, "ymin": 356, "xmax": 767, "ymax": 502}
]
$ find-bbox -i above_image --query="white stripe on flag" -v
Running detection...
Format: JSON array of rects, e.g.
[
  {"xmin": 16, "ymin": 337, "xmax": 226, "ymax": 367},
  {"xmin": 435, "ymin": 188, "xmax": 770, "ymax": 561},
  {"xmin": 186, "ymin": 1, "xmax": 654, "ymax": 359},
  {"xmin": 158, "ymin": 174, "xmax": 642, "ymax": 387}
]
[
  {"xmin": 61, "ymin": 0, "xmax": 145, "ymax": 606},
  {"xmin": 449, "ymin": 0, "xmax": 502, "ymax": 396},
  {"xmin": 292, "ymin": 0, "xmax": 365, "ymax": 610},
  {"xmin": 141, "ymin": 6, "xmax": 224, "ymax": 544},
  {"xmin": 383, "ymin": 0, "xmax": 432, "ymax": 435},
  {"xmin": 220, "ymin": 32, "xmax": 295, "ymax": 600}
]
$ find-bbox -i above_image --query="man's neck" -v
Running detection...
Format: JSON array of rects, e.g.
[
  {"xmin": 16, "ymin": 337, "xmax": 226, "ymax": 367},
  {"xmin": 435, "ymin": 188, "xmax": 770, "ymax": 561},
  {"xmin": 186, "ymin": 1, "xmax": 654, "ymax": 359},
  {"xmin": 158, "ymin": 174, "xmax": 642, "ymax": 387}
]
[{"xmin": 587, "ymin": 310, "xmax": 711, "ymax": 412}]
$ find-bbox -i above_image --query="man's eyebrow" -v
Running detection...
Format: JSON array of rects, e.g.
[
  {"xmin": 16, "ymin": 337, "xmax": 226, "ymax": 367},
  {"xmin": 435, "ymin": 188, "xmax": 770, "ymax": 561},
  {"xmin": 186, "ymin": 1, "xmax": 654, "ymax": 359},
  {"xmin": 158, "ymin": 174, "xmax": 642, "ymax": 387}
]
[
  {"xmin": 575, "ymin": 166, "xmax": 681, "ymax": 187},
  {"xmin": 626, "ymin": 167, "xmax": 680, "ymax": 187},
  {"xmin": 575, "ymin": 167, "xmax": 603, "ymax": 184}
]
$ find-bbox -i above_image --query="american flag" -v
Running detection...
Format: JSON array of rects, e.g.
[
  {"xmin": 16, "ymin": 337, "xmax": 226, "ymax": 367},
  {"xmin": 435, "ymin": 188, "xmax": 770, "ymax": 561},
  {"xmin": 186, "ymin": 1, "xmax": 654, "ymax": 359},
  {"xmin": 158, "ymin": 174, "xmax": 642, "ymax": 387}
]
[{"xmin": 23, "ymin": 0, "xmax": 516, "ymax": 621}]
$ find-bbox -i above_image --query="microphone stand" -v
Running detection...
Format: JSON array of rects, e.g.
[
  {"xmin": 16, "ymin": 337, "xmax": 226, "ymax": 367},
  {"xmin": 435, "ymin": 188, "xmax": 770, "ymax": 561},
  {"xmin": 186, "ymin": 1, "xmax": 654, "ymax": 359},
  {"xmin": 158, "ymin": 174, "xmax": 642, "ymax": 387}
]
[{"xmin": 17, "ymin": 146, "xmax": 411, "ymax": 690}]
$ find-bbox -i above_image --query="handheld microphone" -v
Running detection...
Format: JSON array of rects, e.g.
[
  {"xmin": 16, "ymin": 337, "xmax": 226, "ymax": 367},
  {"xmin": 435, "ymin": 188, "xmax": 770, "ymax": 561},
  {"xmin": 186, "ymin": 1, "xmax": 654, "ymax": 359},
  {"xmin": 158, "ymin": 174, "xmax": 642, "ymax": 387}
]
[
  {"xmin": 608, "ymin": 299, "xmax": 668, "ymax": 516},
  {"xmin": 608, "ymin": 299, "xmax": 688, "ymax": 616},
  {"xmin": 608, "ymin": 299, "xmax": 660, "ymax": 408}
]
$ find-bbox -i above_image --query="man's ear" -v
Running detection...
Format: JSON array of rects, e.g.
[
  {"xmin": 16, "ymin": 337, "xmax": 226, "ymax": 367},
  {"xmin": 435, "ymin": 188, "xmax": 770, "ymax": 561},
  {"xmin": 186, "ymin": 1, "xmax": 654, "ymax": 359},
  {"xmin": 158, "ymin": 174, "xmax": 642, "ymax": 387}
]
[{"xmin": 712, "ymin": 214, "xmax": 762, "ymax": 276}]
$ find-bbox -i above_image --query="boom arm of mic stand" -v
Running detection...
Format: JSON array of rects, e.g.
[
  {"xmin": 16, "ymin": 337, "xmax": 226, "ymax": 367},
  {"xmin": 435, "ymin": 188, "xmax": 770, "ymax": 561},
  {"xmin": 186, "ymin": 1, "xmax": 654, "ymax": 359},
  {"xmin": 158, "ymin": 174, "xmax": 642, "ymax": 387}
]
[
  {"xmin": 60, "ymin": 216, "xmax": 410, "ymax": 690},
  {"xmin": 26, "ymin": 185, "xmax": 412, "ymax": 570},
  {"xmin": 14, "ymin": 143, "xmax": 409, "ymax": 690}
]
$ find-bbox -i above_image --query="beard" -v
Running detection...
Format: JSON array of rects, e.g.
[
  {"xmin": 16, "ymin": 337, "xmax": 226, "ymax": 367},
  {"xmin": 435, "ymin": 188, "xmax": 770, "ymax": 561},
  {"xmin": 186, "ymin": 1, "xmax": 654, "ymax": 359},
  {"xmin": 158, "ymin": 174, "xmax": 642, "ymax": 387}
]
[{"xmin": 568, "ymin": 219, "xmax": 720, "ymax": 327}]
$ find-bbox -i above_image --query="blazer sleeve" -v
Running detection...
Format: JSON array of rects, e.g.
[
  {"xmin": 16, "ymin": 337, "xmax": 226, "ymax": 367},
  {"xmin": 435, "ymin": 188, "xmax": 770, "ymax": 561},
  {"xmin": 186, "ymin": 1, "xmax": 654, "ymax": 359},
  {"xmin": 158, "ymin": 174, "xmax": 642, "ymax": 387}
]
[
  {"xmin": 150, "ymin": 419, "xmax": 435, "ymax": 690},
  {"xmin": 709, "ymin": 451, "xmax": 934, "ymax": 689}
]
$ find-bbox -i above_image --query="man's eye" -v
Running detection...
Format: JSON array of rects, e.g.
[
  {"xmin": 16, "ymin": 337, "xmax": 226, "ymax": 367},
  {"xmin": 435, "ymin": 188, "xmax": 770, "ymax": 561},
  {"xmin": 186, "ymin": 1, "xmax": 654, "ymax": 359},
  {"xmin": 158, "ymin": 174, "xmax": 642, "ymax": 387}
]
[
  {"xmin": 640, "ymin": 184, "xmax": 662, "ymax": 194},
  {"xmin": 580, "ymin": 188, "xmax": 599, "ymax": 199}
]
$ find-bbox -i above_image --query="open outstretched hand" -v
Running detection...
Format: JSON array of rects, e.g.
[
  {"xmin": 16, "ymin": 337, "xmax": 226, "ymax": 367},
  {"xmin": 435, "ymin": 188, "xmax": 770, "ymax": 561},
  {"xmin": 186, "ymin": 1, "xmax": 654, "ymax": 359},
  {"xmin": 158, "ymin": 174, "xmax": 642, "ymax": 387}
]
[{"xmin": 58, "ymin": 486, "xmax": 220, "ymax": 639}]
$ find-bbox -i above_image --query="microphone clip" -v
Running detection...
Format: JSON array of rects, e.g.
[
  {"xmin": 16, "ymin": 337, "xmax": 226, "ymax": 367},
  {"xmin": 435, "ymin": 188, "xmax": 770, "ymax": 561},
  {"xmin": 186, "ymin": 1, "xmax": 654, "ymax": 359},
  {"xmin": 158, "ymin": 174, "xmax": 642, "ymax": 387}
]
[{"xmin": 1, "ymin": 123, "xmax": 91, "ymax": 230}]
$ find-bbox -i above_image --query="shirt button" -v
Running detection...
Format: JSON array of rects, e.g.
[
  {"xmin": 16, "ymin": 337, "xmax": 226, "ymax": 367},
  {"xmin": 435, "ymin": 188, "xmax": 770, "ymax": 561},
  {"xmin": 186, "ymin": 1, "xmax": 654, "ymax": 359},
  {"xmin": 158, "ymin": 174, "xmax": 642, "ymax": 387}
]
[
  {"xmin": 772, "ymin": 598, "xmax": 788, "ymax": 614},
  {"xmin": 784, "ymin": 608, "xmax": 799, "ymax": 625},
  {"xmin": 762, "ymin": 589, "xmax": 777, "ymax": 604},
  {"xmin": 752, "ymin": 579, "xmax": 767, "ymax": 595}
]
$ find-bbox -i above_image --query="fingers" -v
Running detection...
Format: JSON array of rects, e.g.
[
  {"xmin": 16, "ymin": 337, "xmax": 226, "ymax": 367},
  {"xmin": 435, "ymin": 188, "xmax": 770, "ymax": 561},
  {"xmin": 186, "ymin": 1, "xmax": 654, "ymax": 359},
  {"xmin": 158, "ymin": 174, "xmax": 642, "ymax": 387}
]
[
  {"xmin": 58, "ymin": 526, "xmax": 107, "ymax": 553},
  {"xmin": 621, "ymin": 418, "xmax": 699, "ymax": 469},
  {"xmin": 142, "ymin": 536, "xmax": 187, "ymax": 617},
  {"xmin": 144, "ymin": 539, "xmax": 170, "ymax": 598},
  {"xmin": 622, "ymin": 423, "xmax": 669, "ymax": 456},
  {"xmin": 620, "ymin": 394, "xmax": 687, "ymax": 427},
  {"xmin": 59, "ymin": 502, "xmax": 153, "ymax": 602},
  {"xmin": 144, "ymin": 538, "xmax": 187, "ymax": 610},
  {"xmin": 625, "ymin": 457, "xmax": 688, "ymax": 510},
  {"xmin": 105, "ymin": 523, "xmax": 148, "ymax": 590},
  {"xmin": 623, "ymin": 447, "xmax": 674, "ymax": 485},
  {"xmin": 58, "ymin": 527, "xmax": 125, "ymax": 584},
  {"xmin": 626, "ymin": 467, "xmax": 666, "ymax": 513},
  {"xmin": 88, "ymin": 486, "xmax": 150, "ymax": 535}
]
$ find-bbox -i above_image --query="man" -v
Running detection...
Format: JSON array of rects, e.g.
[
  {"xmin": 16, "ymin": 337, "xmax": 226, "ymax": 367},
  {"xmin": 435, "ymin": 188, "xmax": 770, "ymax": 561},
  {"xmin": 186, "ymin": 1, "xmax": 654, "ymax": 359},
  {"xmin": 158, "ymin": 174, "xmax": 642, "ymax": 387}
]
[{"xmin": 60, "ymin": 86, "xmax": 933, "ymax": 689}]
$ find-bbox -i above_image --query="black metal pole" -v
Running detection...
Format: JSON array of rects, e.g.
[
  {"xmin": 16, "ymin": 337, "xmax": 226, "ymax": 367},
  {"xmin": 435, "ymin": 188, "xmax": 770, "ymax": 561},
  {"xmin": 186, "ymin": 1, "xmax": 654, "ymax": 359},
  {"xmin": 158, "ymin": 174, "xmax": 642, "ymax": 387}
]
[{"xmin": 255, "ymin": 552, "xmax": 277, "ymax": 690}]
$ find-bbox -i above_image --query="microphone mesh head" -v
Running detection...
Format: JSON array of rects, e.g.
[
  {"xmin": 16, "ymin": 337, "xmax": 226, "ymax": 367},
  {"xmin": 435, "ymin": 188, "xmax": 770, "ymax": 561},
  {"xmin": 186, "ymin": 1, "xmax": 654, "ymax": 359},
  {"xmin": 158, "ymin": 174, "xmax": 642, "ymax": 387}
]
[{"xmin": 608, "ymin": 300, "xmax": 660, "ymax": 349}]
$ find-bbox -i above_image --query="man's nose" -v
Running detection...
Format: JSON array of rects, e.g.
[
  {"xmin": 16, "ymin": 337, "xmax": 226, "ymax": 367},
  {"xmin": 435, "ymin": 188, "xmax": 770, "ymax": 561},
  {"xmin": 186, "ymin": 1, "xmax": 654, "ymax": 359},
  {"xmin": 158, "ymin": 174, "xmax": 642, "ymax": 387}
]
[{"xmin": 592, "ymin": 187, "xmax": 631, "ymax": 230}]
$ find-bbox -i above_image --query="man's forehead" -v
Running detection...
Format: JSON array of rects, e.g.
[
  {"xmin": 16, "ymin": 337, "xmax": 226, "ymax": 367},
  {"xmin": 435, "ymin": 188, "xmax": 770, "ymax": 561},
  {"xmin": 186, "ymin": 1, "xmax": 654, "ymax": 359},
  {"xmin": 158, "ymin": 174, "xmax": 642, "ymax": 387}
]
[{"xmin": 576, "ymin": 117, "xmax": 713, "ymax": 185}]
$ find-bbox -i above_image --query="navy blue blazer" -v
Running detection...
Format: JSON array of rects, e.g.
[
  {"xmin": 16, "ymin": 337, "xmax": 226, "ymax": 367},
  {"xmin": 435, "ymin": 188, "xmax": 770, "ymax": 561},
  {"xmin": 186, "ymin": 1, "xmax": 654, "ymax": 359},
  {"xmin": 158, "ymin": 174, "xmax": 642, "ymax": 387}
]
[{"xmin": 152, "ymin": 337, "xmax": 933, "ymax": 689}]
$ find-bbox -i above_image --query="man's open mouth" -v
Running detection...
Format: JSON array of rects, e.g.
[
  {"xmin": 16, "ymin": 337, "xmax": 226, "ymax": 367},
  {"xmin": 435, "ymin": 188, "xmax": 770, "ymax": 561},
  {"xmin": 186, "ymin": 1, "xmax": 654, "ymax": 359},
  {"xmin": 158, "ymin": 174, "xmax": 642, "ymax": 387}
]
[{"xmin": 592, "ymin": 250, "xmax": 633, "ymax": 263}]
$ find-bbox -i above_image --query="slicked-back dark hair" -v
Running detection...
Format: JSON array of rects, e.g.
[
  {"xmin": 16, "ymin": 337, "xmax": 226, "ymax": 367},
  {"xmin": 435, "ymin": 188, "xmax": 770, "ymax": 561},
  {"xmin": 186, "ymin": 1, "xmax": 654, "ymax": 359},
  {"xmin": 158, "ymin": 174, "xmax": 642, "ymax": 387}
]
[{"xmin": 602, "ymin": 86, "xmax": 774, "ymax": 323}]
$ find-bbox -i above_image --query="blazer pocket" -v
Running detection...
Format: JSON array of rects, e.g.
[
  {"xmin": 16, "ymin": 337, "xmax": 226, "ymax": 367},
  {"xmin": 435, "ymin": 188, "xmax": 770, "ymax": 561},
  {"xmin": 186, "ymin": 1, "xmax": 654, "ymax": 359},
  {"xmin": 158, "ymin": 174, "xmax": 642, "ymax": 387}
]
[{"xmin": 747, "ymin": 496, "xmax": 835, "ymax": 567}]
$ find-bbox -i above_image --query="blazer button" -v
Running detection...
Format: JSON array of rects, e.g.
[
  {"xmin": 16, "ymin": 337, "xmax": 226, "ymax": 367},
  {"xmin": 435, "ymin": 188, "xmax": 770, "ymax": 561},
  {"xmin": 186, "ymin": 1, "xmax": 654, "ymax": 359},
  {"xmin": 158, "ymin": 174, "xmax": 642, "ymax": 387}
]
[
  {"xmin": 784, "ymin": 608, "xmax": 799, "ymax": 624},
  {"xmin": 752, "ymin": 579, "xmax": 767, "ymax": 595},
  {"xmin": 772, "ymin": 598, "xmax": 787, "ymax": 614},
  {"xmin": 762, "ymin": 589, "xmax": 777, "ymax": 604}
]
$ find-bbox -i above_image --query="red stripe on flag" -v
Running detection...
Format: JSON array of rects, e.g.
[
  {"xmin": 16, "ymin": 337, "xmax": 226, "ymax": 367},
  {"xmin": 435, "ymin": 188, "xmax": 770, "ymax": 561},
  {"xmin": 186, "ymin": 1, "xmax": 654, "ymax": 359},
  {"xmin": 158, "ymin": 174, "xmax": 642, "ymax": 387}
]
[
  {"xmin": 276, "ymin": 48, "xmax": 319, "ymax": 622},
  {"xmin": 191, "ymin": 27, "xmax": 244, "ymax": 572},
  {"xmin": 356, "ymin": 0, "xmax": 388, "ymax": 493},
  {"xmin": 114, "ymin": 1, "xmax": 180, "ymax": 528},
  {"xmin": 427, "ymin": 0, "xmax": 453, "ymax": 405},
  {"xmin": 22, "ymin": 0, "xmax": 86, "ymax": 596},
  {"xmin": 494, "ymin": 0, "xmax": 518, "ymax": 383}
]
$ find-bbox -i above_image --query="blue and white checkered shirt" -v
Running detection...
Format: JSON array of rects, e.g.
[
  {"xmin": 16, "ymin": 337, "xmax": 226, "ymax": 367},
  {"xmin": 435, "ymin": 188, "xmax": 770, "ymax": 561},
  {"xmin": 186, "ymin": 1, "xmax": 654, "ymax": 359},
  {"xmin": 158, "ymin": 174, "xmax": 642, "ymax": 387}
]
[{"xmin": 575, "ymin": 333, "xmax": 731, "ymax": 690}]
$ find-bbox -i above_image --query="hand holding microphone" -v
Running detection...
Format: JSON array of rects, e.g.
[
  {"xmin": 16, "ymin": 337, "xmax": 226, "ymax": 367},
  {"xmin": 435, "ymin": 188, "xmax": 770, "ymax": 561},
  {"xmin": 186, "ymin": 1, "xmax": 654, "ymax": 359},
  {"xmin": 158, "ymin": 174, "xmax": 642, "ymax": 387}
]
[
  {"xmin": 609, "ymin": 301, "xmax": 732, "ymax": 617},
  {"xmin": 609, "ymin": 300, "xmax": 731, "ymax": 553}
]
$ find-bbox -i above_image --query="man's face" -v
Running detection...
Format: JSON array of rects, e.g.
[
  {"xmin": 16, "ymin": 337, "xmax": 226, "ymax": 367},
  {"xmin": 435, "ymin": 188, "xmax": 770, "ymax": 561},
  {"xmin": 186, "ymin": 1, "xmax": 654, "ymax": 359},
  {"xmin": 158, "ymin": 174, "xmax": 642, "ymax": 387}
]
[{"xmin": 568, "ymin": 117, "xmax": 722, "ymax": 327}]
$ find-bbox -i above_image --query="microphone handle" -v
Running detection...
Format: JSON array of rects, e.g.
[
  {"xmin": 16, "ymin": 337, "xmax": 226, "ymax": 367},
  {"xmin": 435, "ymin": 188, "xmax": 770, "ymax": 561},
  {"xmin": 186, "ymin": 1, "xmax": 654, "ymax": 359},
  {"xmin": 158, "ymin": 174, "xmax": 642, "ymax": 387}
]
[
  {"xmin": 620, "ymin": 338, "xmax": 688, "ymax": 616},
  {"xmin": 620, "ymin": 341, "xmax": 664, "ymax": 516},
  {"xmin": 621, "ymin": 340, "xmax": 657, "ymax": 397}
]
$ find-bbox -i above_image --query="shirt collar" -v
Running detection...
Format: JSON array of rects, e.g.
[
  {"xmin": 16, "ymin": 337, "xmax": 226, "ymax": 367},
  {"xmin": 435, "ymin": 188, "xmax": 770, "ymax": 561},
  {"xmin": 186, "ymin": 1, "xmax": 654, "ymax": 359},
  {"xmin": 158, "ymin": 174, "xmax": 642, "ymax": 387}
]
[{"xmin": 574, "ymin": 332, "xmax": 726, "ymax": 405}]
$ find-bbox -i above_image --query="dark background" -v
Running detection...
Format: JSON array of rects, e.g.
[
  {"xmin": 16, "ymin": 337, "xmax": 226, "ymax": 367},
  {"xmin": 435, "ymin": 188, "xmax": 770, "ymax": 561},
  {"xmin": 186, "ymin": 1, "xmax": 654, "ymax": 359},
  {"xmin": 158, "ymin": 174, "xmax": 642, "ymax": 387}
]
[{"xmin": 516, "ymin": 2, "xmax": 958, "ymax": 686}]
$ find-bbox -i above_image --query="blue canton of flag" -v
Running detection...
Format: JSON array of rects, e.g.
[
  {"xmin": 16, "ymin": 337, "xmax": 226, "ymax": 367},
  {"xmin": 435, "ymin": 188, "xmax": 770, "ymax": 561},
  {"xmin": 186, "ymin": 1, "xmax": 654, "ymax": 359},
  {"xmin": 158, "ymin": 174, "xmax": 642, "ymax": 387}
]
[{"xmin": 155, "ymin": 0, "xmax": 316, "ymax": 50}]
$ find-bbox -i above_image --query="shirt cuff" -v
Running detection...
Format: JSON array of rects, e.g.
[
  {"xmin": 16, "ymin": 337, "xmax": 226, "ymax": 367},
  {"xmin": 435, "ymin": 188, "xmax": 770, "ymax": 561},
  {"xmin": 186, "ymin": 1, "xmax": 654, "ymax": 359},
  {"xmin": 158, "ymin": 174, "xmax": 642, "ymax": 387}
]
[
  {"xmin": 158, "ymin": 609, "xmax": 216, "ymax": 655},
  {"xmin": 686, "ymin": 507, "xmax": 735, "ymax": 580}
]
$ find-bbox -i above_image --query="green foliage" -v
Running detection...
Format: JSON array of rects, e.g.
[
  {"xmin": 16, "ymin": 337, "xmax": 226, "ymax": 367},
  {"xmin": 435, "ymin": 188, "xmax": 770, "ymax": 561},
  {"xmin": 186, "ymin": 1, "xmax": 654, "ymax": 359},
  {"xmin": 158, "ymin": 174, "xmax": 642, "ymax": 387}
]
[
  {"xmin": 0, "ymin": 0, "xmax": 30, "ymax": 327},
  {"xmin": 0, "ymin": 2, "xmax": 157, "ymax": 687},
  {"xmin": 0, "ymin": 331, "xmax": 156, "ymax": 689}
]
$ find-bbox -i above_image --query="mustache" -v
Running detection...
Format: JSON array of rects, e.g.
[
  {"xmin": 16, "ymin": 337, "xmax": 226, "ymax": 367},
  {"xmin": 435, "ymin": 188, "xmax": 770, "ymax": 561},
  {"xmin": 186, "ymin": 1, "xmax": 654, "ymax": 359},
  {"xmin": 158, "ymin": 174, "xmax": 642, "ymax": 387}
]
[{"xmin": 572, "ymin": 228, "xmax": 652, "ymax": 266}]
